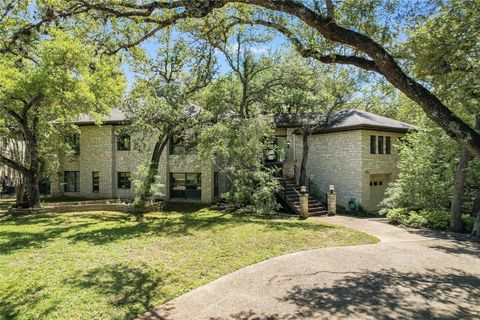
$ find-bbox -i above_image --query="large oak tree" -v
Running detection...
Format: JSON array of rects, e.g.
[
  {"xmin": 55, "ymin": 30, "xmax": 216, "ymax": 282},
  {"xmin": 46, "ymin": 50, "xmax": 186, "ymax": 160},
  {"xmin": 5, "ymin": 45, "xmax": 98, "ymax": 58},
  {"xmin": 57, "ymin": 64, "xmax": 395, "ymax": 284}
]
[{"xmin": 38, "ymin": 0, "xmax": 477, "ymax": 157}]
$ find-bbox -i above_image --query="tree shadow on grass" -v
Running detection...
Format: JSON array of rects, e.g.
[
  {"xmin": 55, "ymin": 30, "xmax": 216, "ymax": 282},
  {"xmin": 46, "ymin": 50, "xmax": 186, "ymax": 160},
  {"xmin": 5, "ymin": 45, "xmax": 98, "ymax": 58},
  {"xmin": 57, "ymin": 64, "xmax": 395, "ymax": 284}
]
[
  {"xmin": 0, "ymin": 222, "xmax": 95, "ymax": 255},
  {"xmin": 65, "ymin": 212, "xmax": 336, "ymax": 246},
  {"xmin": 0, "ymin": 209, "xmax": 336, "ymax": 252},
  {"xmin": 0, "ymin": 284, "xmax": 58, "ymax": 320},
  {"xmin": 69, "ymin": 262, "xmax": 168, "ymax": 319}
]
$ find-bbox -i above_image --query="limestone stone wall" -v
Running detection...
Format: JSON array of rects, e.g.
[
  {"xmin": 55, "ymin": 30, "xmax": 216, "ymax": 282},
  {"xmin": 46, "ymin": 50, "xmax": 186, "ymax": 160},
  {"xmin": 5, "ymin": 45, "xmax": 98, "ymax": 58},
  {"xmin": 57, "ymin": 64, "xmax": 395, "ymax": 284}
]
[
  {"xmin": 294, "ymin": 130, "xmax": 364, "ymax": 208},
  {"xmin": 54, "ymin": 125, "xmax": 115, "ymax": 199},
  {"xmin": 53, "ymin": 124, "xmax": 215, "ymax": 204},
  {"xmin": 359, "ymin": 130, "xmax": 405, "ymax": 210},
  {"xmin": 292, "ymin": 129, "xmax": 406, "ymax": 211}
]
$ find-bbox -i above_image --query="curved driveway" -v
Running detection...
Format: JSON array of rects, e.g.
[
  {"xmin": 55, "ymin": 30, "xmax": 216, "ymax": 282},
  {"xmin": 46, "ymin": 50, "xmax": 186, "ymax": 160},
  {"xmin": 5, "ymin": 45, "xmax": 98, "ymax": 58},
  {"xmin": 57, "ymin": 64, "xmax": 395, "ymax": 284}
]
[{"xmin": 138, "ymin": 216, "xmax": 480, "ymax": 320}]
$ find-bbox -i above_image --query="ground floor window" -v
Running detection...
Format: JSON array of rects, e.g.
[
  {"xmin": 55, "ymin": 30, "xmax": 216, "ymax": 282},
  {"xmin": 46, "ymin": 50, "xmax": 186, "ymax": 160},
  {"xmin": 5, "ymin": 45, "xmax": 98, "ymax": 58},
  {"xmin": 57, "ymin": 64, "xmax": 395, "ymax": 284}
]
[
  {"xmin": 170, "ymin": 173, "xmax": 201, "ymax": 199},
  {"xmin": 92, "ymin": 172, "xmax": 99, "ymax": 192},
  {"xmin": 117, "ymin": 172, "xmax": 131, "ymax": 189},
  {"xmin": 64, "ymin": 171, "xmax": 80, "ymax": 192},
  {"xmin": 214, "ymin": 172, "xmax": 219, "ymax": 197}
]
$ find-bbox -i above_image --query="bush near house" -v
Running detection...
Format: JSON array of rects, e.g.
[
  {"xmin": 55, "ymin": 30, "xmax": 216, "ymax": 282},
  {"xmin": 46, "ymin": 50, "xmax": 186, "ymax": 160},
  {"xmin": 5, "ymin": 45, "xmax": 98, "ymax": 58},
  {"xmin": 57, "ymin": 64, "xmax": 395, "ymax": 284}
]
[{"xmin": 385, "ymin": 208, "xmax": 475, "ymax": 231}]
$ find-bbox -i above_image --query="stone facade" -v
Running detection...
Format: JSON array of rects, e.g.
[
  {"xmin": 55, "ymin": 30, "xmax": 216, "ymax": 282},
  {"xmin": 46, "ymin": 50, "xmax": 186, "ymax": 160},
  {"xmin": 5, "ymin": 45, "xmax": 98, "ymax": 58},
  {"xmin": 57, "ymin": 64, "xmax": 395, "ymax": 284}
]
[
  {"xmin": 52, "ymin": 124, "xmax": 215, "ymax": 204},
  {"xmin": 52, "ymin": 122, "xmax": 405, "ymax": 209},
  {"xmin": 288, "ymin": 129, "xmax": 406, "ymax": 211}
]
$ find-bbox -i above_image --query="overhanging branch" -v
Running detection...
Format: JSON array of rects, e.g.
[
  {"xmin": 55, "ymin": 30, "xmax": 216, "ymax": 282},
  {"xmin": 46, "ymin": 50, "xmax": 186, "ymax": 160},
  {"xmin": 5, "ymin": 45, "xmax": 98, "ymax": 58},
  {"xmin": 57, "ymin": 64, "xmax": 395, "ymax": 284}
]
[
  {"xmin": 0, "ymin": 154, "xmax": 29, "ymax": 175},
  {"xmin": 233, "ymin": 18, "xmax": 379, "ymax": 72}
]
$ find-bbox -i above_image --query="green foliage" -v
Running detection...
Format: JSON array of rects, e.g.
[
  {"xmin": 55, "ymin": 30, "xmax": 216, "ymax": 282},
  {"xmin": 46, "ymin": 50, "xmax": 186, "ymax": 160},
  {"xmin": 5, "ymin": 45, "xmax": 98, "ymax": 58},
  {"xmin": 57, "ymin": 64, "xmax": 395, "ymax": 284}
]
[
  {"xmin": 403, "ymin": 212, "xmax": 428, "ymax": 229},
  {"xmin": 385, "ymin": 208, "xmax": 475, "ymax": 232},
  {"xmin": 422, "ymin": 210, "xmax": 450, "ymax": 230},
  {"xmin": 381, "ymin": 127, "xmax": 460, "ymax": 211},
  {"xmin": 407, "ymin": 0, "xmax": 480, "ymax": 121},
  {"xmin": 0, "ymin": 29, "xmax": 124, "ymax": 178},
  {"xmin": 131, "ymin": 161, "xmax": 165, "ymax": 209},
  {"xmin": 386, "ymin": 208, "xmax": 407, "ymax": 225},
  {"xmin": 462, "ymin": 215, "xmax": 476, "ymax": 233},
  {"xmin": 198, "ymin": 115, "xmax": 280, "ymax": 214}
]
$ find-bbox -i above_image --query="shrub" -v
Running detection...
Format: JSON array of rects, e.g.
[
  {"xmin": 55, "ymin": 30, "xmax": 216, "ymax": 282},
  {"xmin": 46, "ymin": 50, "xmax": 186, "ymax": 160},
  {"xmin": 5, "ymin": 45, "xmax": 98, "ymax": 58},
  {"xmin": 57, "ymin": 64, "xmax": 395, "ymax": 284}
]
[
  {"xmin": 462, "ymin": 214, "xmax": 476, "ymax": 233},
  {"xmin": 386, "ymin": 208, "xmax": 407, "ymax": 225},
  {"xmin": 421, "ymin": 209, "xmax": 450, "ymax": 230},
  {"xmin": 403, "ymin": 211, "xmax": 428, "ymax": 228}
]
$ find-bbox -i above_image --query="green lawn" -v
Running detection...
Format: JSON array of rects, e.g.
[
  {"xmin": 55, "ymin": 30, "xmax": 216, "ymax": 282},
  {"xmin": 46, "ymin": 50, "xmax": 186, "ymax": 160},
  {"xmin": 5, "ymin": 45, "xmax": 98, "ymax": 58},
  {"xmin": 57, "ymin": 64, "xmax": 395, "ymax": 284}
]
[{"xmin": 0, "ymin": 205, "xmax": 378, "ymax": 320}]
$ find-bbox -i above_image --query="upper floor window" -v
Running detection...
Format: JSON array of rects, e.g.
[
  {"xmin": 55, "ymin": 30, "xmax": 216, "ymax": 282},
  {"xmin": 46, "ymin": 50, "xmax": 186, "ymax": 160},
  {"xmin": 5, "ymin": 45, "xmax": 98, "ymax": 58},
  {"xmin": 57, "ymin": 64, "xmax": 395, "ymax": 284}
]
[
  {"xmin": 169, "ymin": 134, "xmax": 196, "ymax": 155},
  {"xmin": 66, "ymin": 133, "xmax": 80, "ymax": 155},
  {"xmin": 117, "ymin": 172, "xmax": 131, "ymax": 189},
  {"xmin": 370, "ymin": 135, "xmax": 392, "ymax": 155},
  {"xmin": 64, "ymin": 171, "xmax": 80, "ymax": 192},
  {"xmin": 117, "ymin": 133, "xmax": 131, "ymax": 151},
  {"xmin": 378, "ymin": 136, "xmax": 384, "ymax": 154},
  {"xmin": 370, "ymin": 136, "xmax": 376, "ymax": 154},
  {"xmin": 386, "ymin": 136, "xmax": 392, "ymax": 154}
]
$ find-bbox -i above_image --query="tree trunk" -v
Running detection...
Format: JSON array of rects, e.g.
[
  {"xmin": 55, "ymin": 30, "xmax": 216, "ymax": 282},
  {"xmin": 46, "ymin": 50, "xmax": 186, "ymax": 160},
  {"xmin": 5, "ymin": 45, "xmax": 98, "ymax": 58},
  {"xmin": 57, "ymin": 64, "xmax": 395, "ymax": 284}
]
[
  {"xmin": 228, "ymin": 0, "xmax": 480, "ymax": 157},
  {"xmin": 472, "ymin": 190, "xmax": 480, "ymax": 214},
  {"xmin": 15, "ymin": 181, "xmax": 25, "ymax": 207},
  {"xmin": 450, "ymin": 148, "xmax": 469, "ymax": 232},
  {"xmin": 137, "ymin": 135, "xmax": 169, "ymax": 204},
  {"xmin": 299, "ymin": 133, "xmax": 308, "ymax": 186},
  {"xmin": 450, "ymin": 116, "xmax": 479, "ymax": 232}
]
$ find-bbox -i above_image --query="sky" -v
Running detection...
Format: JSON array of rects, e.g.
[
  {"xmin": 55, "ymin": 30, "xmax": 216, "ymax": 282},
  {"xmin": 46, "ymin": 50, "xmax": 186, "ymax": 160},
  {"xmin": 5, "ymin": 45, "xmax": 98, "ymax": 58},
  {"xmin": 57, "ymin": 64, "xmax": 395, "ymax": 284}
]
[{"xmin": 123, "ymin": 28, "xmax": 290, "ymax": 89}]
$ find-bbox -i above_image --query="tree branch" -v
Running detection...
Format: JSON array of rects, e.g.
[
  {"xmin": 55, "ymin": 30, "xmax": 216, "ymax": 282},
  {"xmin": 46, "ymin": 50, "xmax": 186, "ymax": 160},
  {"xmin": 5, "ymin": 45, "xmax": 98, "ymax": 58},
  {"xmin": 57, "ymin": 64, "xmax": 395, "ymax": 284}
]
[
  {"xmin": 325, "ymin": 0, "xmax": 335, "ymax": 20},
  {"xmin": 0, "ymin": 154, "xmax": 29, "ymax": 175},
  {"xmin": 234, "ymin": 18, "xmax": 379, "ymax": 72}
]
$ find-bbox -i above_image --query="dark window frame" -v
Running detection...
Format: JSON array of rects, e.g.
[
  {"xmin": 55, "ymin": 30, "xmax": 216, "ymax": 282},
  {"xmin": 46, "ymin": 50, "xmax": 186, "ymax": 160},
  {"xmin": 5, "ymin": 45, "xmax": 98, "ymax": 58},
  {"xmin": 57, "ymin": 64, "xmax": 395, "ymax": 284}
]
[
  {"xmin": 214, "ymin": 172, "xmax": 219, "ymax": 197},
  {"xmin": 117, "ymin": 133, "xmax": 131, "ymax": 151},
  {"xmin": 64, "ymin": 171, "xmax": 80, "ymax": 192},
  {"xmin": 117, "ymin": 172, "xmax": 131, "ymax": 189},
  {"xmin": 378, "ymin": 136, "xmax": 384, "ymax": 154},
  {"xmin": 67, "ymin": 133, "xmax": 80, "ymax": 155},
  {"xmin": 170, "ymin": 172, "xmax": 202, "ymax": 199},
  {"xmin": 92, "ymin": 171, "xmax": 99, "ymax": 193},
  {"xmin": 386, "ymin": 136, "xmax": 392, "ymax": 154},
  {"xmin": 370, "ymin": 135, "xmax": 376, "ymax": 154}
]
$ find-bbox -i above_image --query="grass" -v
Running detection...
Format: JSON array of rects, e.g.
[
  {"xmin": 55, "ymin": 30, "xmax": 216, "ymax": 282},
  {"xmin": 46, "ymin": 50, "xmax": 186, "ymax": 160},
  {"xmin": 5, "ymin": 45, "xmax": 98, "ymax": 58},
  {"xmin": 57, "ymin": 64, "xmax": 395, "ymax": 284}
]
[{"xmin": 0, "ymin": 204, "xmax": 378, "ymax": 320}]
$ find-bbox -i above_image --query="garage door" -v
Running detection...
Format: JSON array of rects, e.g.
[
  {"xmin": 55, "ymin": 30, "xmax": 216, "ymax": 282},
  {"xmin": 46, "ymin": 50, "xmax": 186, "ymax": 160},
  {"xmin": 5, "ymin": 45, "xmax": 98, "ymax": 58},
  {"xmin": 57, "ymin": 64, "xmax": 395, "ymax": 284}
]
[{"xmin": 369, "ymin": 174, "xmax": 390, "ymax": 210}]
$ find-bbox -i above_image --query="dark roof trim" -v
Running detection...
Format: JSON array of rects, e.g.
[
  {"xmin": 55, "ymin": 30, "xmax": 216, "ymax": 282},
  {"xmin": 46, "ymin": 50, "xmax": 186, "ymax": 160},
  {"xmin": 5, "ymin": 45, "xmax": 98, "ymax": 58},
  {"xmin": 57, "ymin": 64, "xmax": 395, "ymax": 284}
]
[
  {"xmin": 76, "ymin": 120, "xmax": 131, "ymax": 126},
  {"xmin": 293, "ymin": 124, "xmax": 411, "ymax": 135}
]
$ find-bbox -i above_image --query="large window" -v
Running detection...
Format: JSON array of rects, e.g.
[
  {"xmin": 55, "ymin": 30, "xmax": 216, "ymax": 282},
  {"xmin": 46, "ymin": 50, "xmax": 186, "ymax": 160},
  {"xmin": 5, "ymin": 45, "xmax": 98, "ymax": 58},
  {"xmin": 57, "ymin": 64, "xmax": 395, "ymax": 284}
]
[
  {"xmin": 66, "ymin": 133, "xmax": 80, "ymax": 155},
  {"xmin": 370, "ymin": 136, "xmax": 376, "ymax": 154},
  {"xmin": 169, "ymin": 135, "xmax": 196, "ymax": 155},
  {"xmin": 117, "ymin": 133, "xmax": 131, "ymax": 151},
  {"xmin": 64, "ymin": 171, "xmax": 80, "ymax": 192},
  {"xmin": 117, "ymin": 172, "xmax": 131, "ymax": 189},
  {"xmin": 92, "ymin": 172, "xmax": 99, "ymax": 193},
  {"xmin": 386, "ymin": 136, "xmax": 392, "ymax": 154},
  {"xmin": 170, "ymin": 173, "xmax": 201, "ymax": 199},
  {"xmin": 378, "ymin": 136, "xmax": 384, "ymax": 154},
  {"xmin": 370, "ymin": 135, "xmax": 392, "ymax": 155}
]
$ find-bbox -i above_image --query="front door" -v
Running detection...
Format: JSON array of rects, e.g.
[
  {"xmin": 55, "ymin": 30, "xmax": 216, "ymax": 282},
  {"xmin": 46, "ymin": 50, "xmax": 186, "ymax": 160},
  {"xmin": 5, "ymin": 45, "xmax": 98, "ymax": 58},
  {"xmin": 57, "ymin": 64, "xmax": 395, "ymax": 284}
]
[{"xmin": 369, "ymin": 174, "xmax": 390, "ymax": 210}]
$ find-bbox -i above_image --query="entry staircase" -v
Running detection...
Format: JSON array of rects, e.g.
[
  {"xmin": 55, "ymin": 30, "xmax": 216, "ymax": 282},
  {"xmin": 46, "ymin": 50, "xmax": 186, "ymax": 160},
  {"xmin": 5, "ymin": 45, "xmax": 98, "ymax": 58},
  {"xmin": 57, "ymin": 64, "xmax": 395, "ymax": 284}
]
[{"xmin": 278, "ymin": 176, "xmax": 327, "ymax": 217}]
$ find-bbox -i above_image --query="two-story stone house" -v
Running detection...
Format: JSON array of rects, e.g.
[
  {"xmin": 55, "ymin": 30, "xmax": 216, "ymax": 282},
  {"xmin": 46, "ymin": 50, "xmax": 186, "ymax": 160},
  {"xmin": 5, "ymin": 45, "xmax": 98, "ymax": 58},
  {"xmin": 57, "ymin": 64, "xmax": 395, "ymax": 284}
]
[{"xmin": 51, "ymin": 108, "xmax": 414, "ymax": 211}]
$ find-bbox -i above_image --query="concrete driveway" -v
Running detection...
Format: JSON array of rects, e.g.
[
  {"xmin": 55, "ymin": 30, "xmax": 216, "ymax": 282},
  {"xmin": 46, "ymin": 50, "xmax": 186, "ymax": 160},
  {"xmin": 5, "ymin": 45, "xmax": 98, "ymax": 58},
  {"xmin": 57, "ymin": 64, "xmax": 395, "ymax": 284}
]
[{"xmin": 138, "ymin": 216, "xmax": 480, "ymax": 320}]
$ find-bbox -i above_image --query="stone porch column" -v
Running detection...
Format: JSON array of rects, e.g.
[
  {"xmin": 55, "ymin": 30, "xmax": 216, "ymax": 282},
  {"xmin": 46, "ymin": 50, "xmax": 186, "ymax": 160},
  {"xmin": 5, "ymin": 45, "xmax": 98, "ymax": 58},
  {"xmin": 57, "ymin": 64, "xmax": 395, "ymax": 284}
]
[{"xmin": 328, "ymin": 185, "xmax": 336, "ymax": 216}]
